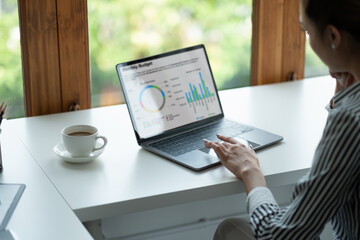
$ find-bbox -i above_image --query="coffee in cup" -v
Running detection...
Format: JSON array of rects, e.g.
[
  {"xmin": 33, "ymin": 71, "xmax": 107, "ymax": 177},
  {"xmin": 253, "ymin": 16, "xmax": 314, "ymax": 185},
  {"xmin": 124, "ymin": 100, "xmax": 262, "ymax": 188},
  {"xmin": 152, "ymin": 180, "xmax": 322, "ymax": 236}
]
[{"xmin": 62, "ymin": 125, "xmax": 107, "ymax": 157}]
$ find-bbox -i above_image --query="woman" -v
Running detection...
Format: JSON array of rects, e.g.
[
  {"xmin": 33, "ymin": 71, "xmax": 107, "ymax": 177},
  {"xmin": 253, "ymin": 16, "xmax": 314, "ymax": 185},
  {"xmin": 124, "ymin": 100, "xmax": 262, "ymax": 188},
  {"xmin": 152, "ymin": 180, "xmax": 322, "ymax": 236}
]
[{"xmin": 204, "ymin": 0, "xmax": 360, "ymax": 239}]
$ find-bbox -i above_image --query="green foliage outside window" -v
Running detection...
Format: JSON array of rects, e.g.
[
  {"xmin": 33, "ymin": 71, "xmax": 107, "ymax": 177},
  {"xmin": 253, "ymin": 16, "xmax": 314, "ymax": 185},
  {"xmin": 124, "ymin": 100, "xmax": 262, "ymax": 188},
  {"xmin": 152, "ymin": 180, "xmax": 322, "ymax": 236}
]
[
  {"xmin": 88, "ymin": 0, "xmax": 253, "ymax": 107},
  {"xmin": 0, "ymin": 0, "xmax": 24, "ymax": 119}
]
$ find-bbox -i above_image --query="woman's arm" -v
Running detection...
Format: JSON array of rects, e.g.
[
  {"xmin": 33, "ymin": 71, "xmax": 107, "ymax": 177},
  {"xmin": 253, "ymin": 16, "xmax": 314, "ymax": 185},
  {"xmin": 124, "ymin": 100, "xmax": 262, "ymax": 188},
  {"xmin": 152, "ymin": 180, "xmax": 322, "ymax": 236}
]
[
  {"xmin": 204, "ymin": 135, "xmax": 266, "ymax": 194},
  {"xmin": 205, "ymin": 111, "xmax": 360, "ymax": 239}
]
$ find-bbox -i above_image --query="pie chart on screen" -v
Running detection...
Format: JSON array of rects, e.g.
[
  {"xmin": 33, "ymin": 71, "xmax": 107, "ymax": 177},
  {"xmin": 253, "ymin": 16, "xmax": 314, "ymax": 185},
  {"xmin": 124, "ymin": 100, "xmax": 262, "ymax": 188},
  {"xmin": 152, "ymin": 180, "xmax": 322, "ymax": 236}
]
[{"xmin": 139, "ymin": 85, "xmax": 166, "ymax": 112}]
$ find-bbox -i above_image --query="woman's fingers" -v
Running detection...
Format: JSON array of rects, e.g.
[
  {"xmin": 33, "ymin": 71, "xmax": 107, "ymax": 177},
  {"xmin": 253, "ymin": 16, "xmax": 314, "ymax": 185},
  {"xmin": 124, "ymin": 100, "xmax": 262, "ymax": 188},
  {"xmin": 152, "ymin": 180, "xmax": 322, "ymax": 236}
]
[
  {"xmin": 204, "ymin": 140, "xmax": 227, "ymax": 159},
  {"xmin": 216, "ymin": 134, "xmax": 239, "ymax": 144}
]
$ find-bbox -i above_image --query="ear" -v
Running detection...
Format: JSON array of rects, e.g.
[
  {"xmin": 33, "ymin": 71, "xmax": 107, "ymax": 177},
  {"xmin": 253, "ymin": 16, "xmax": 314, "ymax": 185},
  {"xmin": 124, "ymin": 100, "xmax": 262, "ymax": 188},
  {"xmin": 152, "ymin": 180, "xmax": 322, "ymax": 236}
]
[{"xmin": 324, "ymin": 25, "xmax": 342, "ymax": 50}]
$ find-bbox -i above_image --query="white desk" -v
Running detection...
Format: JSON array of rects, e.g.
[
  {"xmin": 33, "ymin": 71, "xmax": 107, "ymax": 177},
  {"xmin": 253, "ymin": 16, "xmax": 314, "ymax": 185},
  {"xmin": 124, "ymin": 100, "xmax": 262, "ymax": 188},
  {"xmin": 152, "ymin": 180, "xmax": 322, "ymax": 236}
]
[
  {"xmin": 0, "ymin": 123, "xmax": 93, "ymax": 239},
  {"xmin": 5, "ymin": 77, "xmax": 335, "ymax": 234}
]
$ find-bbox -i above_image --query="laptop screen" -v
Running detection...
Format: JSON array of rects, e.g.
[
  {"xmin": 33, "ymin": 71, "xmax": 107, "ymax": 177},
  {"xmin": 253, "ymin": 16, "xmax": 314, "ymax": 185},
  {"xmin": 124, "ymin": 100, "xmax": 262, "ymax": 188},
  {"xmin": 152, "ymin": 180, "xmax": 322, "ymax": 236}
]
[{"xmin": 116, "ymin": 45, "xmax": 223, "ymax": 139}]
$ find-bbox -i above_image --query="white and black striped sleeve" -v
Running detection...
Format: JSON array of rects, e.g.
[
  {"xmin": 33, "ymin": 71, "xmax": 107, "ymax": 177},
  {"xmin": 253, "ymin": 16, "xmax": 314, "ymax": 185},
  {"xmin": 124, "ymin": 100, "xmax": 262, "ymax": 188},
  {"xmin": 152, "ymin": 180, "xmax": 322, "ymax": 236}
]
[{"xmin": 247, "ymin": 108, "xmax": 360, "ymax": 239}]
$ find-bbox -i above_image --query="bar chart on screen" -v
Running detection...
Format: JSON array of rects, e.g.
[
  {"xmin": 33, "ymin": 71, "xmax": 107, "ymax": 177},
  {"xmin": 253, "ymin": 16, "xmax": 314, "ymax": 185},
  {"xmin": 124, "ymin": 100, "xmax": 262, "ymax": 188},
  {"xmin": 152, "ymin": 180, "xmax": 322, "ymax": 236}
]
[{"xmin": 185, "ymin": 72, "xmax": 216, "ymax": 113}]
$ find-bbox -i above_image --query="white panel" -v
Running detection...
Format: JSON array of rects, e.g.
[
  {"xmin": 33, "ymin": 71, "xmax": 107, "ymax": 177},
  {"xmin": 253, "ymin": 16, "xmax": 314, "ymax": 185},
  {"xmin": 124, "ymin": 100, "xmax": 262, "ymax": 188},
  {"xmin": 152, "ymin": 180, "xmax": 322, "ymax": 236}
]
[{"xmin": 102, "ymin": 184, "xmax": 294, "ymax": 239}]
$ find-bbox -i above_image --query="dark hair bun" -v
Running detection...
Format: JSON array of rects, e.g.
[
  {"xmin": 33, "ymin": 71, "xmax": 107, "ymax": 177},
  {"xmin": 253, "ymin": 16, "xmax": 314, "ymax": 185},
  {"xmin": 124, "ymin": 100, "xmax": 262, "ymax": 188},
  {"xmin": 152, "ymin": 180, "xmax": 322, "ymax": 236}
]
[{"xmin": 305, "ymin": 0, "xmax": 360, "ymax": 42}]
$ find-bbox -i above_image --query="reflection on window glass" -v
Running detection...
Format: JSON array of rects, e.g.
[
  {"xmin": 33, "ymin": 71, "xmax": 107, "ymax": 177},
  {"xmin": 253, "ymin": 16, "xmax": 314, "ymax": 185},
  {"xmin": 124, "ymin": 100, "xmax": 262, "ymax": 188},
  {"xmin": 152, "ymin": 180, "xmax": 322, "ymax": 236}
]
[
  {"xmin": 0, "ymin": 0, "xmax": 24, "ymax": 119},
  {"xmin": 304, "ymin": 35, "xmax": 329, "ymax": 78},
  {"xmin": 88, "ymin": 0, "xmax": 252, "ymax": 107}
]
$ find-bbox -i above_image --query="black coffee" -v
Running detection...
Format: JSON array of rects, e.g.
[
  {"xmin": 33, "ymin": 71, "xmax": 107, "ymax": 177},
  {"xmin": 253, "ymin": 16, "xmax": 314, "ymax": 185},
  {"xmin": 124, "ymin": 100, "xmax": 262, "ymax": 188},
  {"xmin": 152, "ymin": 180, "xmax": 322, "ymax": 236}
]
[{"xmin": 68, "ymin": 132, "xmax": 92, "ymax": 136}]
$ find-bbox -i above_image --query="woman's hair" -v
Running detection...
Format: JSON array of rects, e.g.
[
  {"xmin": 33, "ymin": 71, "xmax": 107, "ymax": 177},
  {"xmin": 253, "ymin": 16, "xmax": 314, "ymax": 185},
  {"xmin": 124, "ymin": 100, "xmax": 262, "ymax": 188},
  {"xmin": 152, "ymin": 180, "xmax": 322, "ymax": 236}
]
[{"xmin": 304, "ymin": 0, "xmax": 360, "ymax": 43}]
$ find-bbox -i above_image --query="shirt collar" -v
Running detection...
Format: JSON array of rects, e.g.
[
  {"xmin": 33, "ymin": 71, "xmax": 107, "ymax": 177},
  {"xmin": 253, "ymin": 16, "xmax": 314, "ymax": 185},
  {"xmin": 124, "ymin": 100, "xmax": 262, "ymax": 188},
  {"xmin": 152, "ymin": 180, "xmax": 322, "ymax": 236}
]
[{"xmin": 326, "ymin": 81, "xmax": 360, "ymax": 113}]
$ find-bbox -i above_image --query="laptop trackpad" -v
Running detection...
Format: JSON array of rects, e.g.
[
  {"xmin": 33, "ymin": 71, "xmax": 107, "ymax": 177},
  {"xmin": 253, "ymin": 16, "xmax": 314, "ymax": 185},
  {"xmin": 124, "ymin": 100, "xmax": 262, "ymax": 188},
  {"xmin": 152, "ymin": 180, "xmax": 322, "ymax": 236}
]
[
  {"xmin": 199, "ymin": 147, "xmax": 218, "ymax": 158},
  {"xmin": 177, "ymin": 148, "xmax": 220, "ymax": 170}
]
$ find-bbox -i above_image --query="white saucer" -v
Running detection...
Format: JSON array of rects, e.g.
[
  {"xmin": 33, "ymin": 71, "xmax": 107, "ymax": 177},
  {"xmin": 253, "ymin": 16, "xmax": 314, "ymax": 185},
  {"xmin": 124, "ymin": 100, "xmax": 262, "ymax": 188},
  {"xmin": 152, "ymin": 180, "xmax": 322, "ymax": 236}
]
[{"xmin": 53, "ymin": 143, "xmax": 104, "ymax": 163}]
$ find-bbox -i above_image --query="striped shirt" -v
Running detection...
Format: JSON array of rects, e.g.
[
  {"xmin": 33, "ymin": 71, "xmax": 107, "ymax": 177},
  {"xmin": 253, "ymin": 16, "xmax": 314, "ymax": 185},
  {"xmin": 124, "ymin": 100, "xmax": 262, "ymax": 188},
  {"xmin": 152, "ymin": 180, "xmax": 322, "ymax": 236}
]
[{"xmin": 246, "ymin": 81, "xmax": 360, "ymax": 239}]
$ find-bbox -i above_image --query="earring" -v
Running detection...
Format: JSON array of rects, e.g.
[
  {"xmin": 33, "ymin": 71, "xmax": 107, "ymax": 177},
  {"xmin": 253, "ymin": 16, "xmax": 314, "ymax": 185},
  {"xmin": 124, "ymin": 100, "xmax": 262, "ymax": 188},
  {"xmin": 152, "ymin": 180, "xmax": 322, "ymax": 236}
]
[{"xmin": 331, "ymin": 44, "xmax": 336, "ymax": 49}]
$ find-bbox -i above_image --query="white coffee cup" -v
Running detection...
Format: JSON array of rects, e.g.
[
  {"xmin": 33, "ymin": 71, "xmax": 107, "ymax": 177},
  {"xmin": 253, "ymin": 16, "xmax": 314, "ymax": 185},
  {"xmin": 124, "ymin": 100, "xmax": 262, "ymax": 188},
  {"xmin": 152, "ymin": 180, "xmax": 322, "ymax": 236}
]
[{"xmin": 61, "ymin": 125, "xmax": 107, "ymax": 157}]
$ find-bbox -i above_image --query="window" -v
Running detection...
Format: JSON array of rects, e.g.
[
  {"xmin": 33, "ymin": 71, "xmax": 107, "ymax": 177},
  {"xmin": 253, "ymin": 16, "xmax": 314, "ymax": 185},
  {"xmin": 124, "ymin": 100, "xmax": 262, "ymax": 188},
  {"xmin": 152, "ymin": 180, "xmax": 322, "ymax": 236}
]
[
  {"xmin": 16, "ymin": 0, "xmax": 305, "ymax": 116},
  {"xmin": 88, "ymin": 0, "xmax": 253, "ymax": 107},
  {"xmin": 304, "ymin": 35, "xmax": 329, "ymax": 78},
  {"xmin": 0, "ymin": 0, "xmax": 24, "ymax": 118}
]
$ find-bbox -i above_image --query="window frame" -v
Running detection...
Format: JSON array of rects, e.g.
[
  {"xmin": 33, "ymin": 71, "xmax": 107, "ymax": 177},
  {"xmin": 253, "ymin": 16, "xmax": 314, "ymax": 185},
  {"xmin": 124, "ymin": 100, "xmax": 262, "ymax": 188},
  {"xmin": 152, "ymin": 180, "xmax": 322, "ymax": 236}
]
[
  {"xmin": 18, "ymin": 0, "xmax": 90, "ymax": 117},
  {"xmin": 251, "ymin": 0, "xmax": 305, "ymax": 85}
]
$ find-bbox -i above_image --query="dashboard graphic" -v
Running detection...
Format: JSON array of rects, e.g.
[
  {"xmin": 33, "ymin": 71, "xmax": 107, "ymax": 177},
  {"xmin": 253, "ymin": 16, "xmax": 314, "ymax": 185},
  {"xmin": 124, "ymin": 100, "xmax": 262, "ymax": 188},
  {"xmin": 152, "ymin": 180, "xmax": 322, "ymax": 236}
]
[{"xmin": 119, "ymin": 48, "xmax": 222, "ymax": 139}]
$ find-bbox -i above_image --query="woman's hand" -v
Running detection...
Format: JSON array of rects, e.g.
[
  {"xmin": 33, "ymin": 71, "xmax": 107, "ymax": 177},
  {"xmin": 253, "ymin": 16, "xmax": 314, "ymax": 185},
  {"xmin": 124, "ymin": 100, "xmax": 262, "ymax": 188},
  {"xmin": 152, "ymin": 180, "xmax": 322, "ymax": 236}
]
[
  {"xmin": 330, "ymin": 71, "xmax": 356, "ymax": 94},
  {"xmin": 204, "ymin": 134, "xmax": 266, "ymax": 194}
]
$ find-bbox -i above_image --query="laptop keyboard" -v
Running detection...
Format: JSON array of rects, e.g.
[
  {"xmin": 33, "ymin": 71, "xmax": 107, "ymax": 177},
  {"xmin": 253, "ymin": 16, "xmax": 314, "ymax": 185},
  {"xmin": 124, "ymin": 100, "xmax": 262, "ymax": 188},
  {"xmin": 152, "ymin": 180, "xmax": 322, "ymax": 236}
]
[{"xmin": 149, "ymin": 120, "xmax": 253, "ymax": 156}]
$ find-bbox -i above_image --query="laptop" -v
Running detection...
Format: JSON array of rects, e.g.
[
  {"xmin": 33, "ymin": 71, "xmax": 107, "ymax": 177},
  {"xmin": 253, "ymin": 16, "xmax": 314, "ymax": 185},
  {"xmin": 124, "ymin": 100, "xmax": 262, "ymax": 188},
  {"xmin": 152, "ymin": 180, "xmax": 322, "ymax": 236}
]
[{"xmin": 116, "ymin": 44, "xmax": 283, "ymax": 171}]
